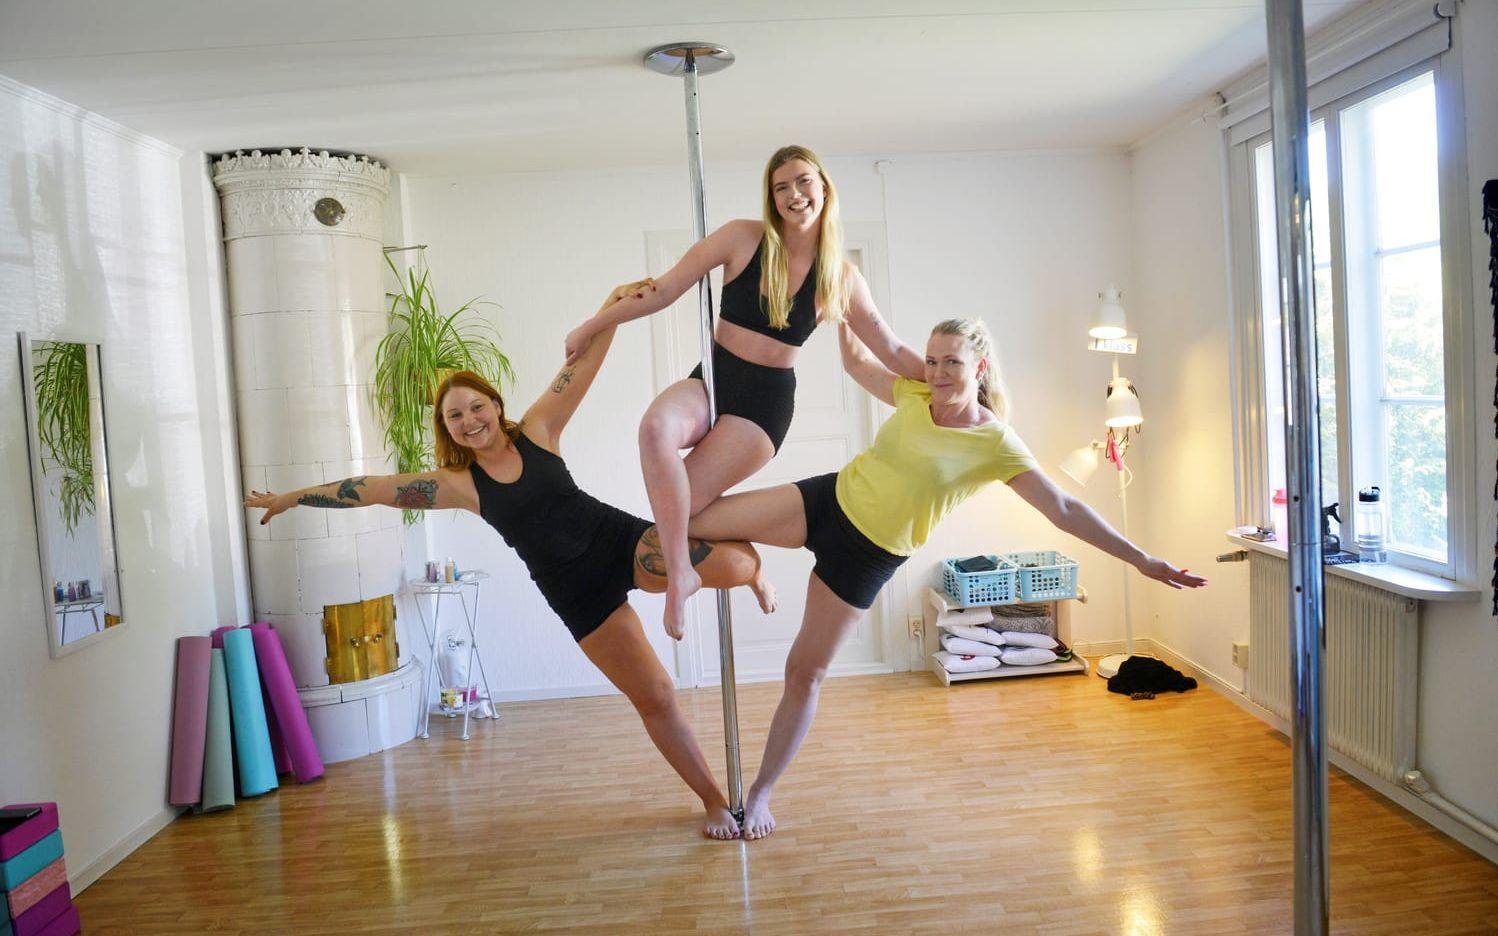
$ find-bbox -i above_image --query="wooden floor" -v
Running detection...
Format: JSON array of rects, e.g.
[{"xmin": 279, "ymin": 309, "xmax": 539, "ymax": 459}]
[{"xmin": 78, "ymin": 669, "xmax": 1498, "ymax": 934}]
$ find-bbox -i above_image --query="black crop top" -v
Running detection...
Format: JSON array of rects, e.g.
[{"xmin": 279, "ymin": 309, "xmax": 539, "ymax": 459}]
[
  {"xmin": 469, "ymin": 432, "xmax": 636, "ymax": 576},
  {"xmin": 718, "ymin": 239, "xmax": 819, "ymax": 347}
]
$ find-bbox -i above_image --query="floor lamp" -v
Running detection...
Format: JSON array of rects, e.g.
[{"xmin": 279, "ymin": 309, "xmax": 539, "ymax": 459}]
[{"xmin": 1060, "ymin": 286, "xmax": 1144, "ymax": 680}]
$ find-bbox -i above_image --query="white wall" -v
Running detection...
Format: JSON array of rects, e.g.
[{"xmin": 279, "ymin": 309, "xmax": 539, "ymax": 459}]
[
  {"xmin": 0, "ymin": 77, "xmax": 241, "ymax": 886},
  {"xmin": 400, "ymin": 148, "xmax": 1141, "ymax": 695},
  {"xmin": 1128, "ymin": 0, "xmax": 1498, "ymax": 830}
]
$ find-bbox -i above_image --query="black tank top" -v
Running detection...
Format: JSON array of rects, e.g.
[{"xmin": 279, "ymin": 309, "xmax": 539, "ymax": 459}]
[
  {"xmin": 469, "ymin": 432, "xmax": 627, "ymax": 575},
  {"xmin": 718, "ymin": 239, "xmax": 818, "ymax": 346}
]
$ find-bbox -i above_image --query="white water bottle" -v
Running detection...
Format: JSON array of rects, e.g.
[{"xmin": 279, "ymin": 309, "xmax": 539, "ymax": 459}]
[{"xmin": 1355, "ymin": 486, "xmax": 1386, "ymax": 563}]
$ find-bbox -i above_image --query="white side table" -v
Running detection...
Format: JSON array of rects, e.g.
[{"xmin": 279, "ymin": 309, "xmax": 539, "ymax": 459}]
[
  {"xmin": 409, "ymin": 571, "xmax": 497, "ymax": 741},
  {"xmin": 56, "ymin": 596, "xmax": 104, "ymax": 644}
]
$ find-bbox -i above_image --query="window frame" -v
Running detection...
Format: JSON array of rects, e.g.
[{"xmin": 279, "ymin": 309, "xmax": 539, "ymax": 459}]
[{"xmin": 1226, "ymin": 54, "xmax": 1477, "ymax": 582}]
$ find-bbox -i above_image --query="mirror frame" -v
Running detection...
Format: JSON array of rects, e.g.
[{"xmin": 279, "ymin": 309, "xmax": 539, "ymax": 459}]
[{"xmin": 18, "ymin": 331, "xmax": 126, "ymax": 658}]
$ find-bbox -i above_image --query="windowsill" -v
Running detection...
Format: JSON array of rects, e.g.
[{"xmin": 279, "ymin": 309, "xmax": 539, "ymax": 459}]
[{"xmin": 1224, "ymin": 531, "xmax": 1480, "ymax": 603}]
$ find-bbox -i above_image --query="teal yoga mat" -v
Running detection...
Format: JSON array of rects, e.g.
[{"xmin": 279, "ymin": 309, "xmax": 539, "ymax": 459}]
[
  {"xmin": 198, "ymin": 648, "xmax": 235, "ymax": 812},
  {"xmin": 221, "ymin": 629, "xmax": 278, "ymax": 797}
]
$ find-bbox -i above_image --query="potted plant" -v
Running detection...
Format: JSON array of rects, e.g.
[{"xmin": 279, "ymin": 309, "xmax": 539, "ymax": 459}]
[
  {"xmin": 33, "ymin": 341, "xmax": 94, "ymax": 535},
  {"xmin": 373, "ymin": 252, "xmax": 513, "ymax": 522}
]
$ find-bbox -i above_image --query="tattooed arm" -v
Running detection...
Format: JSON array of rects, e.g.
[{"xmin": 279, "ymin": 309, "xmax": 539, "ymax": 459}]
[
  {"xmin": 522, "ymin": 280, "xmax": 653, "ymax": 452},
  {"xmin": 244, "ymin": 468, "xmax": 478, "ymax": 524}
]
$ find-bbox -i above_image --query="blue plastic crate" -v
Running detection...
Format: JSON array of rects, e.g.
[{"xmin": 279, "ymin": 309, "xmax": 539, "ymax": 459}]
[
  {"xmin": 1004, "ymin": 550, "xmax": 1079, "ymax": 601},
  {"xmin": 940, "ymin": 555, "xmax": 1018, "ymax": 606}
]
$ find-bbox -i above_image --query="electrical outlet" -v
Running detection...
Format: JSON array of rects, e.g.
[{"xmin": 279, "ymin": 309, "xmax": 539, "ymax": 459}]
[
  {"xmin": 909, "ymin": 616, "xmax": 924, "ymax": 640},
  {"xmin": 1232, "ymin": 641, "xmax": 1249, "ymax": 668}
]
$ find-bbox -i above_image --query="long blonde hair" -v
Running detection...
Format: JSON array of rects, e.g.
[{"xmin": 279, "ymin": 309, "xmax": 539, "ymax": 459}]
[
  {"xmin": 931, "ymin": 318, "xmax": 1010, "ymax": 422},
  {"xmin": 760, "ymin": 145, "xmax": 849, "ymax": 327},
  {"xmin": 432, "ymin": 370, "xmax": 519, "ymax": 469}
]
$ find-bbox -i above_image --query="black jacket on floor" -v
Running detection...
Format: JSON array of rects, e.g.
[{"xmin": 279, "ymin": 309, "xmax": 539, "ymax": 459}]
[{"xmin": 1106, "ymin": 656, "xmax": 1197, "ymax": 695}]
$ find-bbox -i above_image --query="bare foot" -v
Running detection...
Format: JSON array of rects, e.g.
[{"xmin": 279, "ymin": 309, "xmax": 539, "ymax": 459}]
[
  {"xmin": 742, "ymin": 786, "xmax": 776, "ymax": 840},
  {"xmin": 702, "ymin": 803, "xmax": 741, "ymax": 841},
  {"xmin": 750, "ymin": 571, "xmax": 778, "ymax": 614},
  {"xmin": 664, "ymin": 568, "xmax": 702, "ymax": 641}
]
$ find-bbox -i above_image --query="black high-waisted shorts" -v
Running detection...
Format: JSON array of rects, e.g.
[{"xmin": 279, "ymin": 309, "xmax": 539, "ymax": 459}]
[
  {"xmin": 793, "ymin": 472, "xmax": 907, "ymax": 610},
  {"xmin": 688, "ymin": 341, "xmax": 796, "ymax": 452},
  {"xmin": 531, "ymin": 508, "xmax": 652, "ymax": 642}
]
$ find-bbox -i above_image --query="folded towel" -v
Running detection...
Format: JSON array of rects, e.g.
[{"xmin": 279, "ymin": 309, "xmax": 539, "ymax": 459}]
[
  {"xmin": 1000, "ymin": 631, "xmax": 1058, "ymax": 649},
  {"xmin": 934, "ymin": 605, "xmax": 994, "ymax": 626},
  {"xmin": 940, "ymin": 623, "xmax": 1005, "ymax": 646},
  {"xmin": 1000, "ymin": 646, "xmax": 1059, "ymax": 666},
  {"xmin": 941, "ymin": 634, "xmax": 1002, "ymax": 656},
  {"xmin": 934, "ymin": 651, "xmax": 1001, "ymax": 674}
]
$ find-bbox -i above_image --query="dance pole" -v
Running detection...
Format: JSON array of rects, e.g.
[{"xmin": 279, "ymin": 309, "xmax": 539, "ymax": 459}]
[
  {"xmin": 643, "ymin": 42, "xmax": 745, "ymax": 823},
  {"xmin": 1264, "ymin": 1, "xmax": 1329, "ymax": 931}
]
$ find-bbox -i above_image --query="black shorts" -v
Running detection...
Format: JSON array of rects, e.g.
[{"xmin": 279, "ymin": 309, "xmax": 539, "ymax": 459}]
[
  {"xmin": 794, "ymin": 473, "xmax": 907, "ymax": 610},
  {"xmin": 689, "ymin": 341, "xmax": 796, "ymax": 452},
  {"xmin": 531, "ymin": 509, "xmax": 652, "ymax": 642}
]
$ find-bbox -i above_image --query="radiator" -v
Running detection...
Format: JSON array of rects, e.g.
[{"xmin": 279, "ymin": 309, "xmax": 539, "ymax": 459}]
[{"xmin": 1246, "ymin": 552, "xmax": 1420, "ymax": 782}]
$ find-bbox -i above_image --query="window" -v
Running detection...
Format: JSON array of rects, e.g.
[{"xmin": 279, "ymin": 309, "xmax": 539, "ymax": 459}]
[{"xmin": 1239, "ymin": 66, "xmax": 1465, "ymax": 577}]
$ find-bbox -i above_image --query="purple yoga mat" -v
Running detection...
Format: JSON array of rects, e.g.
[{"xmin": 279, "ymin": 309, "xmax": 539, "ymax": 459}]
[
  {"xmin": 168, "ymin": 636, "xmax": 213, "ymax": 805},
  {"xmin": 12, "ymin": 883, "xmax": 71, "ymax": 936},
  {"xmin": 249, "ymin": 622, "xmax": 324, "ymax": 783},
  {"xmin": 209, "ymin": 625, "xmax": 237, "ymax": 649},
  {"xmin": 0, "ymin": 803, "xmax": 56, "ymax": 861}
]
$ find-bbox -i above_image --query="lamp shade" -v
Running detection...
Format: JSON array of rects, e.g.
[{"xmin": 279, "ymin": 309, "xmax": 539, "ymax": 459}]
[
  {"xmin": 1089, "ymin": 285, "xmax": 1128, "ymax": 339},
  {"xmin": 1104, "ymin": 376, "xmax": 1143, "ymax": 428},
  {"xmin": 1059, "ymin": 444, "xmax": 1100, "ymax": 486}
]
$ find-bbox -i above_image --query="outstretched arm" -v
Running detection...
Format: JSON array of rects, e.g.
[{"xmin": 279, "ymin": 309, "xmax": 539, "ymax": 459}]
[
  {"xmin": 523, "ymin": 280, "xmax": 653, "ymax": 448},
  {"xmin": 563, "ymin": 219, "xmax": 759, "ymax": 364},
  {"xmin": 842, "ymin": 264, "xmax": 924, "ymax": 380},
  {"xmin": 838, "ymin": 322, "xmax": 899, "ymax": 406},
  {"xmin": 1007, "ymin": 469, "xmax": 1208, "ymax": 589},
  {"xmin": 245, "ymin": 468, "xmax": 477, "ymax": 525}
]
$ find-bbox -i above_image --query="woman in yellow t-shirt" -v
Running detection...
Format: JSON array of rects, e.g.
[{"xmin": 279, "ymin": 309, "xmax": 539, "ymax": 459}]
[{"xmin": 688, "ymin": 317, "xmax": 1207, "ymax": 840}]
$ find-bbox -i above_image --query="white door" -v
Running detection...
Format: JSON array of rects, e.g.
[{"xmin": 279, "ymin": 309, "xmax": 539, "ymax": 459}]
[{"xmin": 645, "ymin": 227, "xmax": 900, "ymax": 686}]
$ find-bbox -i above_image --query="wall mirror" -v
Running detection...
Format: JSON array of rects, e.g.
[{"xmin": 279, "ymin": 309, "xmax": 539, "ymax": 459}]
[{"xmin": 18, "ymin": 332, "xmax": 125, "ymax": 656}]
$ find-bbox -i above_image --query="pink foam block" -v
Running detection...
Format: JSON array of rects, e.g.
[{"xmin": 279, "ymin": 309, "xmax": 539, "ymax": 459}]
[
  {"xmin": 168, "ymin": 636, "xmax": 213, "ymax": 805},
  {"xmin": 0, "ymin": 803, "xmax": 57, "ymax": 862},
  {"xmin": 249, "ymin": 623, "xmax": 324, "ymax": 782}
]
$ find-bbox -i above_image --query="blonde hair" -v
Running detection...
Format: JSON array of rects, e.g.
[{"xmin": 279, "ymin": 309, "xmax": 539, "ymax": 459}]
[
  {"xmin": 760, "ymin": 145, "xmax": 849, "ymax": 327},
  {"xmin": 931, "ymin": 318, "xmax": 1010, "ymax": 422},
  {"xmin": 432, "ymin": 370, "xmax": 519, "ymax": 469}
]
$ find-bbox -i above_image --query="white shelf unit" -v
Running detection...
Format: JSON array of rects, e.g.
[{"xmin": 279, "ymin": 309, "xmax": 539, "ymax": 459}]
[{"xmin": 922, "ymin": 587, "xmax": 1090, "ymax": 685}]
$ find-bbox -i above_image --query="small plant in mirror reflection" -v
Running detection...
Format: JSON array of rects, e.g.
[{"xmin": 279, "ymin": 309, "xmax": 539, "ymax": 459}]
[
  {"xmin": 373, "ymin": 251, "xmax": 512, "ymax": 523},
  {"xmin": 33, "ymin": 341, "xmax": 94, "ymax": 535}
]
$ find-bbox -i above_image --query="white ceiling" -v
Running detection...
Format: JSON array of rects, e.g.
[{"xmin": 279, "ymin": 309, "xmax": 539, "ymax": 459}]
[{"xmin": 0, "ymin": 0, "xmax": 1363, "ymax": 174}]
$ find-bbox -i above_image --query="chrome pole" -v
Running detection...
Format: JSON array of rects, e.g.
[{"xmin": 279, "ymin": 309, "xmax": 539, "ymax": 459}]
[
  {"xmin": 643, "ymin": 42, "xmax": 744, "ymax": 822},
  {"xmin": 1264, "ymin": 1, "xmax": 1329, "ymax": 931}
]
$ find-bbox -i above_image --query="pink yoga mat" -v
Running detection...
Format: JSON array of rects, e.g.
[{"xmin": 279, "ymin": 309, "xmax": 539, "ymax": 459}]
[
  {"xmin": 12, "ymin": 883, "xmax": 71, "ymax": 936},
  {"xmin": 209, "ymin": 625, "xmax": 237, "ymax": 649},
  {"xmin": 168, "ymin": 636, "xmax": 213, "ymax": 805},
  {"xmin": 0, "ymin": 803, "xmax": 57, "ymax": 861},
  {"xmin": 249, "ymin": 623, "xmax": 324, "ymax": 783}
]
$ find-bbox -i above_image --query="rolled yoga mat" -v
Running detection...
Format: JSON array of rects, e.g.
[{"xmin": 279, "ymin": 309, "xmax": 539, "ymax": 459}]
[
  {"xmin": 250, "ymin": 623, "xmax": 324, "ymax": 783},
  {"xmin": 198, "ymin": 649, "xmax": 235, "ymax": 812},
  {"xmin": 12, "ymin": 881, "xmax": 71, "ymax": 936},
  {"xmin": 221, "ymin": 628, "xmax": 278, "ymax": 797},
  {"xmin": 0, "ymin": 831, "xmax": 62, "ymax": 891},
  {"xmin": 209, "ymin": 624, "xmax": 236, "ymax": 649},
  {"xmin": 247, "ymin": 626, "xmax": 293, "ymax": 777},
  {"xmin": 168, "ymin": 636, "xmax": 213, "ymax": 806}
]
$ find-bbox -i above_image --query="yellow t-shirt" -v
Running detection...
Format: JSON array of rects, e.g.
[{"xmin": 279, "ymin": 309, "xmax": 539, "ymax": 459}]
[{"xmin": 835, "ymin": 378, "xmax": 1038, "ymax": 556}]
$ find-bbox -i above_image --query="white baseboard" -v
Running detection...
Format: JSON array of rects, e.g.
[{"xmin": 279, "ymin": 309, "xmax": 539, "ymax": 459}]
[
  {"xmin": 72, "ymin": 803, "xmax": 186, "ymax": 894},
  {"xmin": 1146, "ymin": 637, "xmax": 1498, "ymax": 866}
]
